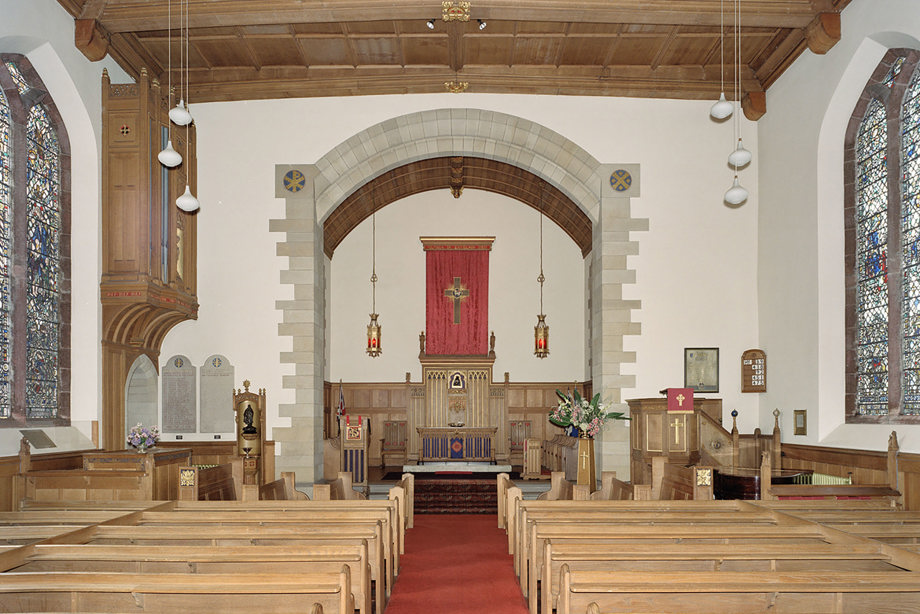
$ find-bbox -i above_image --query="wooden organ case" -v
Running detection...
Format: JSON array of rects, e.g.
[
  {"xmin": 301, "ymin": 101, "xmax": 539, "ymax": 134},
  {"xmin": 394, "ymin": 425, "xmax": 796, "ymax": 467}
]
[{"xmin": 100, "ymin": 68, "xmax": 199, "ymax": 449}]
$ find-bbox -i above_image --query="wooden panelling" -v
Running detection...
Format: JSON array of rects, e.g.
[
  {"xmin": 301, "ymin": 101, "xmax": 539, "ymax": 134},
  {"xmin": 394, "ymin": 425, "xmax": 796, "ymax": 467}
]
[{"xmin": 782, "ymin": 443, "xmax": 920, "ymax": 511}]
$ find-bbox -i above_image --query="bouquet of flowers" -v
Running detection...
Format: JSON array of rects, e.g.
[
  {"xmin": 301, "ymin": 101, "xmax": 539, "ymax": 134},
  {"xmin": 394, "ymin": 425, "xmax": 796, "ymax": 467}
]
[
  {"xmin": 127, "ymin": 423, "xmax": 160, "ymax": 452},
  {"xmin": 549, "ymin": 389, "xmax": 628, "ymax": 437}
]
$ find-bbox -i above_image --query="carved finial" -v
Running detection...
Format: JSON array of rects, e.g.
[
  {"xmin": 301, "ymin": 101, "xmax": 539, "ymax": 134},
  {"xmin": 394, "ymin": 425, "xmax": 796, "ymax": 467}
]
[
  {"xmin": 889, "ymin": 430, "xmax": 899, "ymax": 452},
  {"xmin": 243, "ymin": 379, "xmax": 251, "ymax": 392},
  {"xmin": 773, "ymin": 408, "xmax": 780, "ymax": 429},
  {"xmin": 731, "ymin": 409, "xmax": 738, "ymax": 434},
  {"xmin": 490, "ymin": 331, "xmax": 496, "ymax": 352},
  {"xmin": 405, "ymin": 372, "xmax": 411, "ymax": 383},
  {"xmin": 419, "ymin": 331, "xmax": 426, "ymax": 352}
]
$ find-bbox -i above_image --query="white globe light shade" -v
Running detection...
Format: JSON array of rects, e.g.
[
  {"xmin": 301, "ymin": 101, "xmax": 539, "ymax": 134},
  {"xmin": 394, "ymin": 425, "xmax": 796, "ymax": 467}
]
[
  {"xmin": 176, "ymin": 185, "xmax": 200, "ymax": 212},
  {"xmin": 710, "ymin": 92, "xmax": 734, "ymax": 120},
  {"xmin": 157, "ymin": 140, "xmax": 182, "ymax": 167},
  {"xmin": 169, "ymin": 100, "xmax": 193, "ymax": 126},
  {"xmin": 724, "ymin": 176, "xmax": 749, "ymax": 205},
  {"xmin": 728, "ymin": 138, "xmax": 753, "ymax": 168}
]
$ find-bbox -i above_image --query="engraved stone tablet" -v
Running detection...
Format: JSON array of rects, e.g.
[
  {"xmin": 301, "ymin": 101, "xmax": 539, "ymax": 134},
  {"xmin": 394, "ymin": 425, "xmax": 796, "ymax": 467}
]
[
  {"xmin": 162, "ymin": 355, "xmax": 197, "ymax": 433},
  {"xmin": 200, "ymin": 354, "xmax": 234, "ymax": 433}
]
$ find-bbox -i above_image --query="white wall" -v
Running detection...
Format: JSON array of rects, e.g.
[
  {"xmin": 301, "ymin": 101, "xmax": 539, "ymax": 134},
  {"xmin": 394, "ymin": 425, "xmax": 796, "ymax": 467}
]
[
  {"xmin": 329, "ymin": 189, "xmax": 585, "ymax": 383},
  {"xmin": 759, "ymin": 0, "xmax": 920, "ymax": 452},
  {"xmin": 0, "ymin": 0, "xmax": 129, "ymax": 455},
  {"xmin": 158, "ymin": 93, "xmax": 760, "ymax": 438}
]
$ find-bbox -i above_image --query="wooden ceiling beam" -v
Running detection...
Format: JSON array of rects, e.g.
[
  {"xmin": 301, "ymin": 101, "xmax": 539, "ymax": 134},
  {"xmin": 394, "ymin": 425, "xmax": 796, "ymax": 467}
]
[
  {"xmin": 184, "ymin": 64, "xmax": 742, "ymax": 103},
  {"xmin": 89, "ymin": 1, "xmax": 832, "ymax": 33}
]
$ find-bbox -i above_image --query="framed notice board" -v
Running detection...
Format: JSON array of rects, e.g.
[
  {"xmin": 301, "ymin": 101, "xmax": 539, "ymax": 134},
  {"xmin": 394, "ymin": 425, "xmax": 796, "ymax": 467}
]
[{"xmin": 741, "ymin": 349, "xmax": 766, "ymax": 393}]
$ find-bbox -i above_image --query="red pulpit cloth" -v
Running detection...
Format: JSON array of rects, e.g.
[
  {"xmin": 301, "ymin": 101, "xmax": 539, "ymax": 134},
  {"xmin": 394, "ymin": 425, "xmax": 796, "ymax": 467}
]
[
  {"xmin": 667, "ymin": 388, "xmax": 694, "ymax": 413},
  {"xmin": 422, "ymin": 237, "xmax": 493, "ymax": 355}
]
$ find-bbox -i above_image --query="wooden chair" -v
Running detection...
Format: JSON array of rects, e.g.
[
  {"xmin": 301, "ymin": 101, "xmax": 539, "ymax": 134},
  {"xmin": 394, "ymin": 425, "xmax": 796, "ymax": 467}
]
[{"xmin": 379, "ymin": 420, "xmax": 407, "ymax": 468}]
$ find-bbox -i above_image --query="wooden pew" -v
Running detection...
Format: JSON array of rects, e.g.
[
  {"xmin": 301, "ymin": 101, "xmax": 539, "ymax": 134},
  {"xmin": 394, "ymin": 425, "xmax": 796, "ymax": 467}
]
[
  {"xmin": 178, "ymin": 460, "xmax": 242, "ymax": 501},
  {"xmin": 258, "ymin": 471, "xmax": 309, "ymax": 501},
  {"xmin": 7, "ymin": 543, "xmax": 372, "ymax": 614},
  {"xmin": 1, "ymin": 500, "xmax": 399, "ymax": 614},
  {"xmin": 537, "ymin": 472, "xmax": 573, "ymax": 501},
  {"xmin": 540, "ymin": 540, "xmax": 900, "ymax": 614},
  {"xmin": 559, "ymin": 567, "xmax": 920, "ymax": 614},
  {"xmin": 0, "ymin": 568, "xmax": 354, "ymax": 614}
]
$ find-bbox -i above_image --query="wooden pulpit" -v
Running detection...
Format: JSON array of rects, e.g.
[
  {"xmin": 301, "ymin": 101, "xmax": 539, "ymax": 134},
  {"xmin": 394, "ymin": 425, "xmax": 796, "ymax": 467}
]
[{"xmin": 627, "ymin": 396, "xmax": 722, "ymax": 486}]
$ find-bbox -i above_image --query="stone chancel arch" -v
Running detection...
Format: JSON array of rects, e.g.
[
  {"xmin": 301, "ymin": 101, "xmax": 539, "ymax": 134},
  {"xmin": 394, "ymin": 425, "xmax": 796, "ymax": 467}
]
[{"xmin": 271, "ymin": 108, "xmax": 646, "ymax": 482}]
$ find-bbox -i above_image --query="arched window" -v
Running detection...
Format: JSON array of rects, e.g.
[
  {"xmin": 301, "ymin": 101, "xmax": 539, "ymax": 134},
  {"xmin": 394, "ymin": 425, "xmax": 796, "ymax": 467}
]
[
  {"xmin": 846, "ymin": 49, "xmax": 920, "ymax": 423},
  {"xmin": 0, "ymin": 54, "xmax": 70, "ymax": 425}
]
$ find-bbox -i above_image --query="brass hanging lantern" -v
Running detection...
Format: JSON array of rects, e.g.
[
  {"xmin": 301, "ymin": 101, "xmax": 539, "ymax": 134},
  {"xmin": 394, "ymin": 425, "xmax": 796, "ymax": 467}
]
[
  {"xmin": 534, "ymin": 312, "xmax": 549, "ymax": 358},
  {"xmin": 366, "ymin": 211, "xmax": 382, "ymax": 357},
  {"xmin": 534, "ymin": 192, "xmax": 549, "ymax": 358}
]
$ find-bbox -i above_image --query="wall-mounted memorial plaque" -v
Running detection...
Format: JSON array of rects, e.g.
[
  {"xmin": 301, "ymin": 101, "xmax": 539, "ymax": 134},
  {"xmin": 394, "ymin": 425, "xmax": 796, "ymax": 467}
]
[
  {"xmin": 741, "ymin": 349, "xmax": 766, "ymax": 393},
  {"xmin": 162, "ymin": 355, "xmax": 197, "ymax": 433}
]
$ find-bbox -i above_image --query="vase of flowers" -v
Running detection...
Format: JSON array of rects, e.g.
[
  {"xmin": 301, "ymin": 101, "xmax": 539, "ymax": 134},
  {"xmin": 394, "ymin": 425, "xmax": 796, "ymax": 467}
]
[
  {"xmin": 127, "ymin": 424, "xmax": 160, "ymax": 453},
  {"xmin": 549, "ymin": 390, "xmax": 629, "ymax": 490}
]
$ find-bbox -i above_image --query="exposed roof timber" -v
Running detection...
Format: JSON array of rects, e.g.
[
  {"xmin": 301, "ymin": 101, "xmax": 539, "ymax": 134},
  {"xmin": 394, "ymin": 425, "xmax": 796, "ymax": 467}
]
[
  {"xmin": 186, "ymin": 65, "xmax": 759, "ymax": 104},
  {"xmin": 71, "ymin": 1, "xmax": 839, "ymax": 33}
]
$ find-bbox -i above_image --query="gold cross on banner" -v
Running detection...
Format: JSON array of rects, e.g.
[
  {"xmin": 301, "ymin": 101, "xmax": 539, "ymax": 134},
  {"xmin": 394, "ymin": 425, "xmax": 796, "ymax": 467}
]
[
  {"xmin": 444, "ymin": 276, "xmax": 470, "ymax": 324},
  {"xmin": 676, "ymin": 393, "xmax": 686, "ymax": 407},
  {"xmin": 671, "ymin": 417, "xmax": 684, "ymax": 445}
]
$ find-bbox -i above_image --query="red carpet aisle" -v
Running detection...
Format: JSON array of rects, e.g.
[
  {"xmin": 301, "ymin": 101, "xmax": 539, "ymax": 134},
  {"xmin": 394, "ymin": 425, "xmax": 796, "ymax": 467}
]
[{"xmin": 384, "ymin": 514, "xmax": 528, "ymax": 614}]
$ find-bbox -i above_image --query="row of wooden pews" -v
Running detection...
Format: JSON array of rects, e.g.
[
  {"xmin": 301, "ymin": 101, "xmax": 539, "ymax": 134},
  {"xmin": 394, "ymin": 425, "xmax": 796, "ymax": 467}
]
[
  {"xmin": 0, "ymin": 481, "xmax": 413, "ymax": 614},
  {"xmin": 499, "ymin": 491, "xmax": 920, "ymax": 614}
]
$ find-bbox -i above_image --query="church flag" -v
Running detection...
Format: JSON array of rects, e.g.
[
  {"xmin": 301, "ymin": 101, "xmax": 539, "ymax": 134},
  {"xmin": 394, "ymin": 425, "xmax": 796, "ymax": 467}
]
[{"xmin": 422, "ymin": 237, "xmax": 493, "ymax": 355}]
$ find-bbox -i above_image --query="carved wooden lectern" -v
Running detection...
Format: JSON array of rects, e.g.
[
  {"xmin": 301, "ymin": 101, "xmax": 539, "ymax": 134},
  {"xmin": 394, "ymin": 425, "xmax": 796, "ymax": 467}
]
[{"xmin": 233, "ymin": 380, "xmax": 266, "ymax": 485}]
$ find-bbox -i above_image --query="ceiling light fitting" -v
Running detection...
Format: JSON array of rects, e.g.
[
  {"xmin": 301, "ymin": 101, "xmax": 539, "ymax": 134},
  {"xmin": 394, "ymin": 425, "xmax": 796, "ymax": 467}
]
[
  {"xmin": 534, "ymin": 192, "xmax": 549, "ymax": 359},
  {"xmin": 710, "ymin": 0, "xmax": 733, "ymax": 121},
  {"xmin": 176, "ymin": 0, "xmax": 199, "ymax": 212},
  {"xmin": 158, "ymin": 0, "xmax": 182, "ymax": 168},
  {"xmin": 366, "ymin": 210, "xmax": 382, "ymax": 357}
]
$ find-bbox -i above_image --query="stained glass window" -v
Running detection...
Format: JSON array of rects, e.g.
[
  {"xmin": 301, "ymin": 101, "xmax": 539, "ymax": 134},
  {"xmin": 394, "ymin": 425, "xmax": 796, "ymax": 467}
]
[
  {"xmin": 0, "ymin": 84, "xmax": 10, "ymax": 419},
  {"xmin": 902, "ymin": 66, "xmax": 920, "ymax": 415},
  {"xmin": 848, "ymin": 51, "xmax": 920, "ymax": 422},
  {"xmin": 855, "ymin": 99, "xmax": 889, "ymax": 415},
  {"xmin": 0, "ymin": 55, "xmax": 68, "ymax": 425}
]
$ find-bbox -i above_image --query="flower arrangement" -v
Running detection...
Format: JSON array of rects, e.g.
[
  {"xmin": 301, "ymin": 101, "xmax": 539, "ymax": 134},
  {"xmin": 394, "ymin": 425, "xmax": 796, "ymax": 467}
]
[
  {"xmin": 127, "ymin": 423, "xmax": 160, "ymax": 452},
  {"xmin": 549, "ymin": 389, "xmax": 629, "ymax": 437}
]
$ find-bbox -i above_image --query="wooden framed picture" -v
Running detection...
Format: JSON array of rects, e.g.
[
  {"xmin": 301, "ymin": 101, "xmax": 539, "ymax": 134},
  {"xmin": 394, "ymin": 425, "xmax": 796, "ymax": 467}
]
[
  {"xmin": 684, "ymin": 348, "xmax": 719, "ymax": 393},
  {"xmin": 794, "ymin": 409, "xmax": 807, "ymax": 436}
]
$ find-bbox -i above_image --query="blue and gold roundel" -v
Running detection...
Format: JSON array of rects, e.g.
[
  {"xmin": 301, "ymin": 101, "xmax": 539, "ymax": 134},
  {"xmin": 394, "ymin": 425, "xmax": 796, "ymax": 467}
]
[
  {"xmin": 283, "ymin": 169, "xmax": 305, "ymax": 193},
  {"xmin": 610, "ymin": 169, "xmax": 632, "ymax": 192}
]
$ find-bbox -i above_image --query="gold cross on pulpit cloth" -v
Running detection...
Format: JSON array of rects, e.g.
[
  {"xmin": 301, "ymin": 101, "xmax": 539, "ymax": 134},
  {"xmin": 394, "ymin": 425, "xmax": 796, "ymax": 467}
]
[
  {"xmin": 670, "ymin": 416, "xmax": 684, "ymax": 445},
  {"xmin": 444, "ymin": 276, "xmax": 470, "ymax": 324},
  {"xmin": 676, "ymin": 393, "xmax": 686, "ymax": 408}
]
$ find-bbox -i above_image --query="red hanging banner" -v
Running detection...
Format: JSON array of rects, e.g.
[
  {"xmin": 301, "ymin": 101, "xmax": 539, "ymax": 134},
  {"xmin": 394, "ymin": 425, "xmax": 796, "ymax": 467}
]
[{"xmin": 422, "ymin": 237, "xmax": 493, "ymax": 355}]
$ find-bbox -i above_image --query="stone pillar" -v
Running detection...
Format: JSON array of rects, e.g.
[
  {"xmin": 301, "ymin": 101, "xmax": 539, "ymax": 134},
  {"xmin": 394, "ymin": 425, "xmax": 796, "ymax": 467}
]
[
  {"xmin": 270, "ymin": 165, "xmax": 325, "ymax": 483},
  {"xmin": 589, "ymin": 164, "xmax": 646, "ymax": 480}
]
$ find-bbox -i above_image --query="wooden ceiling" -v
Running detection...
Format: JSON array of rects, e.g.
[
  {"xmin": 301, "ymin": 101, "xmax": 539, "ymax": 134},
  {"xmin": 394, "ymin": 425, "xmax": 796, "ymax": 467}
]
[{"xmin": 57, "ymin": 0, "xmax": 851, "ymax": 119}]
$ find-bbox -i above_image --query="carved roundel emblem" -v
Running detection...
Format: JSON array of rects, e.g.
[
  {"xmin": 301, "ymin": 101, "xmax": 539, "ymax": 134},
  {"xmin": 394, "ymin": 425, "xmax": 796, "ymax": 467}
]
[
  {"xmin": 609, "ymin": 169, "xmax": 632, "ymax": 192},
  {"xmin": 173, "ymin": 357, "xmax": 184, "ymax": 368},
  {"xmin": 283, "ymin": 169, "xmax": 306, "ymax": 193},
  {"xmin": 211, "ymin": 357, "xmax": 222, "ymax": 368}
]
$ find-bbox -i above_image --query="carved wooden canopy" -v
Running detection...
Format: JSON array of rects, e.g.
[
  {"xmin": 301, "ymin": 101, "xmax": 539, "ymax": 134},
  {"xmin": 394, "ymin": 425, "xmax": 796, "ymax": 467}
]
[{"xmin": 57, "ymin": 0, "xmax": 850, "ymax": 120}]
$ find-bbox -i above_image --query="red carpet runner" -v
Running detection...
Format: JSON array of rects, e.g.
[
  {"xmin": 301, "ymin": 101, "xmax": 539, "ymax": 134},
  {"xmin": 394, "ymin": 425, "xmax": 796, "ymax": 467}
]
[{"xmin": 384, "ymin": 514, "xmax": 528, "ymax": 614}]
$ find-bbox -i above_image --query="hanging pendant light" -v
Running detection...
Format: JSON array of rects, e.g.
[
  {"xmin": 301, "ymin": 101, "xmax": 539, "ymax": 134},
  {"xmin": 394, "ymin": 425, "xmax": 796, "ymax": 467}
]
[
  {"xmin": 710, "ymin": 0, "xmax": 733, "ymax": 120},
  {"xmin": 175, "ymin": 0, "xmax": 199, "ymax": 212},
  {"xmin": 728, "ymin": 137, "xmax": 752, "ymax": 168},
  {"xmin": 724, "ymin": 175, "xmax": 748, "ymax": 205},
  {"xmin": 158, "ymin": 0, "xmax": 182, "ymax": 167},
  {"xmin": 176, "ymin": 184, "xmax": 200, "ymax": 212},
  {"xmin": 158, "ymin": 140, "xmax": 182, "ymax": 167},
  {"xmin": 366, "ymin": 210, "xmax": 382, "ymax": 357},
  {"xmin": 169, "ymin": 99, "xmax": 192, "ymax": 126},
  {"xmin": 534, "ymin": 191, "xmax": 549, "ymax": 358},
  {"xmin": 711, "ymin": 93, "xmax": 733, "ymax": 120}
]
